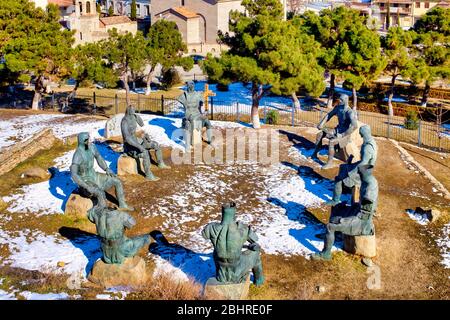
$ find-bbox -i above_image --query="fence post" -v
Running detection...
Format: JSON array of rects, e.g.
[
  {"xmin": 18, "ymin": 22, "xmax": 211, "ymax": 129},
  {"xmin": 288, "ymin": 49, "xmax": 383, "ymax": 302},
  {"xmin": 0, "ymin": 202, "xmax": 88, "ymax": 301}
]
[
  {"xmin": 264, "ymin": 105, "xmax": 267, "ymax": 124},
  {"xmin": 137, "ymin": 94, "xmax": 141, "ymax": 113},
  {"xmin": 210, "ymin": 97, "xmax": 214, "ymax": 120},
  {"xmin": 115, "ymin": 94, "xmax": 118, "ymax": 114},
  {"xmin": 93, "ymin": 92, "xmax": 97, "ymax": 115},
  {"xmin": 161, "ymin": 95, "xmax": 165, "ymax": 115},
  {"xmin": 387, "ymin": 115, "xmax": 391, "ymax": 139},
  {"xmin": 52, "ymin": 94, "xmax": 56, "ymax": 112},
  {"xmin": 291, "ymin": 106, "xmax": 295, "ymax": 127},
  {"xmin": 236, "ymin": 102, "xmax": 240, "ymax": 122},
  {"xmin": 418, "ymin": 120, "xmax": 422, "ymax": 147}
]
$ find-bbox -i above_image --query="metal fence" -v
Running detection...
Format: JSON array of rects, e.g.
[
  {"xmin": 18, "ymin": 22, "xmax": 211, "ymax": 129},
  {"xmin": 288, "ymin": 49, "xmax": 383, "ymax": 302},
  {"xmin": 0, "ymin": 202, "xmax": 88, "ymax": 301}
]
[{"xmin": 58, "ymin": 93, "xmax": 450, "ymax": 153}]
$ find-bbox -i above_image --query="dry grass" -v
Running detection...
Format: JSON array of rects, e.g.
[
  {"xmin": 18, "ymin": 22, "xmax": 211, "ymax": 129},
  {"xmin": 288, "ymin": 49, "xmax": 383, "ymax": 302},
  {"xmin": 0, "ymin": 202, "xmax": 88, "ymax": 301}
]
[{"xmin": 127, "ymin": 273, "xmax": 206, "ymax": 300}]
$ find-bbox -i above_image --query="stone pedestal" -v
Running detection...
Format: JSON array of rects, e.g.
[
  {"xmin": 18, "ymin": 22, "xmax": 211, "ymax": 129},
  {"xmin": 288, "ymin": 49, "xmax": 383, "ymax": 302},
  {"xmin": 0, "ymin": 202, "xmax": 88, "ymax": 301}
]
[
  {"xmin": 192, "ymin": 128, "xmax": 202, "ymax": 146},
  {"xmin": 64, "ymin": 193, "xmax": 93, "ymax": 219},
  {"xmin": 343, "ymin": 234, "xmax": 376, "ymax": 258},
  {"xmin": 104, "ymin": 114, "xmax": 125, "ymax": 139},
  {"xmin": 88, "ymin": 256, "xmax": 149, "ymax": 289},
  {"xmin": 117, "ymin": 154, "xmax": 144, "ymax": 176},
  {"xmin": 204, "ymin": 276, "xmax": 250, "ymax": 300}
]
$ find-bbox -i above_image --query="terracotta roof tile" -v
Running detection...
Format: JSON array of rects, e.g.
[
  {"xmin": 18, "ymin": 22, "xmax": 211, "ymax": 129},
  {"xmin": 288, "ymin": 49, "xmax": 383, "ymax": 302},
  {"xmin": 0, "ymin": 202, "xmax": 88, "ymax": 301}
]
[
  {"xmin": 99, "ymin": 15, "xmax": 133, "ymax": 26},
  {"xmin": 171, "ymin": 6, "xmax": 199, "ymax": 19},
  {"xmin": 48, "ymin": 0, "xmax": 74, "ymax": 7}
]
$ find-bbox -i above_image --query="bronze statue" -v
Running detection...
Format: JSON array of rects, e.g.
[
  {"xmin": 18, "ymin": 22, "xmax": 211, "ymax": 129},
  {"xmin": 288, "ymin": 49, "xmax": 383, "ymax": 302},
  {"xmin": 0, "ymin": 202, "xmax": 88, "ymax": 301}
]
[
  {"xmin": 312, "ymin": 164, "xmax": 378, "ymax": 261},
  {"xmin": 326, "ymin": 125, "xmax": 378, "ymax": 206},
  {"xmin": 70, "ymin": 132, "xmax": 133, "ymax": 211},
  {"xmin": 202, "ymin": 202, "xmax": 264, "ymax": 286},
  {"xmin": 177, "ymin": 81, "xmax": 212, "ymax": 149},
  {"xmin": 121, "ymin": 105, "xmax": 170, "ymax": 181},
  {"xmin": 88, "ymin": 204, "xmax": 151, "ymax": 264},
  {"xmin": 311, "ymin": 94, "xmax": 358, "ymax": 169}
]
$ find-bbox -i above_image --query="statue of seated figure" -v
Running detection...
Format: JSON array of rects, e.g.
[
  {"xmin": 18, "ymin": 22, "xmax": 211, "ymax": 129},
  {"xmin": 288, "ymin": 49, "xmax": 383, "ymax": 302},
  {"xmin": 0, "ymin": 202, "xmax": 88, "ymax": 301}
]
[
  {"xmin": 326, "ymin": 125, "xmax": 378, "ymax": 206},
  {"xmin": 311, "ymin": 164, "xmax": 378, "ymax": 261},
  {"xmin": 202, "ymin": 202, "xmax": 264, "ymax": 286},
  {"xmin": 88, "ymin": 204, "xmax": 151, "ymax": 264},
  {"xmin": 311, "ymin": 94, "xmax": 358, "ymax": 169},
  {"xmin": 70, "ymin": 132, "xmax": 133, "ymax": 211},
  {"xmin": 121, "ymin": 105, "xmax": 170, "ymax": 181},
  {"xmin": 177, "ymin": 81, "xmax": 212, "ymax": 149}
]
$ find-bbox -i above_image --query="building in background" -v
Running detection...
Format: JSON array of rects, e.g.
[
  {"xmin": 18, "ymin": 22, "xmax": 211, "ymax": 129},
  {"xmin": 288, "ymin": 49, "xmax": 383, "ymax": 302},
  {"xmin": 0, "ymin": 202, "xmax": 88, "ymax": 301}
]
[{"xmin": 151, "ymin": 0, "xmax": 287, "ymax": 55}]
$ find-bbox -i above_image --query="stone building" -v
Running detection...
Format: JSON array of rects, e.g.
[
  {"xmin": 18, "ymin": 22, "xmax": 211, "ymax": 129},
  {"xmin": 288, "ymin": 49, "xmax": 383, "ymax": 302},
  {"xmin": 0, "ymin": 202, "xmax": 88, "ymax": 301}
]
[
  {"xmin": 32, "ymin": 0, "xmax": 138, "ymax": 46},
  {"xmin": 151, "ymin": 0, "xmax": 288, "ymax": 55}
]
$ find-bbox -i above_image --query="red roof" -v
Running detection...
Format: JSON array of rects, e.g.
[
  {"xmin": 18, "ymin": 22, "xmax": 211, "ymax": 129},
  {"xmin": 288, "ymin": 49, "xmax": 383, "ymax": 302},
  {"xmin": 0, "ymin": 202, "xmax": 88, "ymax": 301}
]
[
  {"xmin": 100, "ymin": 16, "xmax": 133, "ymax": 26},
  {"xmin": 48, "ymin": 0, "xmax": 74, "ymax": 7}
]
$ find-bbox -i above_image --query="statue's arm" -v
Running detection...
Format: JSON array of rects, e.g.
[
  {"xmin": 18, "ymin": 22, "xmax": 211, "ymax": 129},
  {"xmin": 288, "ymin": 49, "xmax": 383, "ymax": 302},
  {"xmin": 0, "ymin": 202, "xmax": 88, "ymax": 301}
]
[
  {"xmin": 135, "ymin": 114, "xmax": 145, "ymax": 127},
  {"xmin": 122, "ymin": 122, "xmax": 145, "ymax": 151},
  {"xmin": 317, "ymin": 108, "xmax": 335, "ymax": 130},
  {"xmin": 341, "ymin": 111, "xmax": 358, "ymax": 137},
  {"xmin": 201, "ymin": 225, "xmax": 210, "ymax": 240},
  {"xmin": 70, "ymin": 163, "xmax": 91, "ymax": 191},
  {"xmin": 92, "ymin": 145, "xmax": 112, "ymax": 174},
  {"xmin": 358, "ymin": 144, "xmax": 373, "ymax": 167}
]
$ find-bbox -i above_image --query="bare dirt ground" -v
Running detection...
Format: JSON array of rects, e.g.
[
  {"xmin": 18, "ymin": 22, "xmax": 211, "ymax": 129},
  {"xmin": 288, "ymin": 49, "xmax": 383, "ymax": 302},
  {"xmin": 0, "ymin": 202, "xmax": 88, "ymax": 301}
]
[{"xmin": 0, "ymin": 114, "xmax": 449, "ymax": 300}]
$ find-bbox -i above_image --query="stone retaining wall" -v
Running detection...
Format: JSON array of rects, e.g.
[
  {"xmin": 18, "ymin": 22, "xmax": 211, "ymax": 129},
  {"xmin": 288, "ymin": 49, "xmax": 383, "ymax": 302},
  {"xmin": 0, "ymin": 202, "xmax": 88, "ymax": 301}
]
[{"xmin": 0, "ymin": 128, "xmax": 57, "ymax": 176}]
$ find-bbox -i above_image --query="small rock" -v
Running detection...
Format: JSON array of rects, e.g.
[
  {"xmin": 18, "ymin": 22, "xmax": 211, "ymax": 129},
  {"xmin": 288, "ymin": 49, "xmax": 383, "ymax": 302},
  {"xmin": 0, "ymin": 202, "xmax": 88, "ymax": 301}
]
[
  {"xmin": 316, "ymin": 285, "xmax": 326, "ymax": 293},
  {"xmin": 64, "ymin": 193, "xmax": 93, "ymax": 219},
  {"xmin": 22, "ymin": 167, "xmax": 50, "ymax": 180},
  {"xmin": 57, "ymin": 261, "xmax": 66, "ymax": 268},
  {"xmin": 117, "ymin": 154, "xmax": 144, "ymax": 176},
  {"xmin": 204, "ymin": 276, "xmax": 250, "ymax": 300}
]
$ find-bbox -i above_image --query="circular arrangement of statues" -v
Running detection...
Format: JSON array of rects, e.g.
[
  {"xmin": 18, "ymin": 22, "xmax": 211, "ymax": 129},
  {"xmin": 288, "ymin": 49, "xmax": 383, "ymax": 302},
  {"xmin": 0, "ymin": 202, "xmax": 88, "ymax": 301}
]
[{"xmin": 66, "ymin": 84, "xmax": 380, "ymax": 298}]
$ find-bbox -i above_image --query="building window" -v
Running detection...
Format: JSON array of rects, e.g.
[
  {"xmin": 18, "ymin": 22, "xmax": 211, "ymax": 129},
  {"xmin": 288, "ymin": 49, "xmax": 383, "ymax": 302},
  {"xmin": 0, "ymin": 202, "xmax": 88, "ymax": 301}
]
[
  {"xmin": 137, "ymin": 4, "xmax": 140, "ymax": 16},
  {"xmin": 86, "ymin": 1, "xmax": 91, "ymax": 14},
  {"xmin": 181, "ymin": 0, "xmax": 185, "ymax": 6},
  {"xmin": 416, "ymin": 2, "xmax": 420, "ymax": 8},
  {"xmin": 394, "ymin": 3, "xmax": 398, "ymax": 7},
  {"xmin": 80, "ymin": 32, "xmax": 83, "ymax": 41},
  {"xmin": 145, "ymin": 5, "xmax": 150, "ymax": 17},
  {"xmin": 79, "ymin": 1, "xmax": 83, "ymax": 13},
  {"xmin": 425, "ymin": 2, "xmax": 430, "ymax": 8}
]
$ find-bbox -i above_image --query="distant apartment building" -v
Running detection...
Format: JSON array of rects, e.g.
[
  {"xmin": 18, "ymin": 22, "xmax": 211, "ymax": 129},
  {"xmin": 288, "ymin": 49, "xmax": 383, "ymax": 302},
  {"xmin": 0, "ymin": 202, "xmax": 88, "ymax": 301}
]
[
  {"xmin": 103, "ymin": 0, "xmax": 151, "ymax": 20},
  {"xmin": 372, "ymin": 0, "xmax": 442, "ymax": 29},
  {"xmin": 151, "ymin": 0, "xmax": 287, "ymax": 55}
]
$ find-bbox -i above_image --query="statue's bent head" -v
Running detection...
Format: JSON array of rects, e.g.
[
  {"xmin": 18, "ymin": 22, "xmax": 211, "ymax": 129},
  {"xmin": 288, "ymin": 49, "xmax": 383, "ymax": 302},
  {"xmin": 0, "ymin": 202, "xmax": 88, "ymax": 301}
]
[
  {"xmin": 359, "ymin": 125, "xmax": 372, "ymax": 140},
  {"xmin": 339, "ymin": 94, "xmax": 349, "ymax": 108},
  {"xmin": 221, "ymin": 202, "xmax": 237, "ymax": 224},
  {"xmin": 125, "ymin": 105, "xmax": 136, "ymax": 116},
  {"xmin": 186, "ymin": 81, "xmax": 195, "ymax": 93},
  {"xmin": 78, "ymin": 132, "xmax": 90, "ymax": 147}
]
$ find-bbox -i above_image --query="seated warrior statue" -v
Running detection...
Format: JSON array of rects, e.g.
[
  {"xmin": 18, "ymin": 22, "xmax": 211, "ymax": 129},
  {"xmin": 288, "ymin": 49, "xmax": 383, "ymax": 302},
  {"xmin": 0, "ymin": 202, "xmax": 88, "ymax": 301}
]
[
  {"xmin": 202, "ymin": 202, "xmax": 265, "ymax": 286},
  {"xmin": 70, "ymin": 132, "xmax": 133, "ymax": 211},
  {"xmin": 311, "ymin": 94, "xmax": 358, "ymax": 169},
  {"xmin": 326, "ymin": 125, "xmax": 378, "ymax": 206},
  {"xmin": 312, "ymin": 164, "xmax": 378, "ymax": 261},
  {"xmin": 177, "ymin": 81, "xmax": 212, "ymax": 149},
  {"xmin": 121, "ymin": 105, "xmax": 170, "ymax": 181},
  {"xmin": 88, "ymin": 204, "xmax": 151, "ymax": 264}
]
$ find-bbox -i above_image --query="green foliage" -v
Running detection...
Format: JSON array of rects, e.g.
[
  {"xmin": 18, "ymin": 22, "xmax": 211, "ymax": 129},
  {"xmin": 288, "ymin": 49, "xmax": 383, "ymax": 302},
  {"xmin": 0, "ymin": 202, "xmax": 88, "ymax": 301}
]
[
  {"xmin": 160, "ymin": 68, "xmax": 181, "ymax": 90},
  {"xmin": 108, "ymin": 4, "xmax": 114, "ymax": 16},
  {"xmin": 96, "ymin": 3, "xmax": 101, "ymax": 14},
  {"xmin": 299, "ymin": 7, "xmax": 386, "ymax": 93},
  {"xmin": 410, "ymin": 8, "xmax": 450, "ymax": 105},
  {"xmin": 0, "ymin": 0, "xmax": 75, "ymax": 107},
  {"xmin": 265, "ymin": 109, "xmax": 279, "ymax": 125},
  {"xmin": 404, "ymin": 110, "xmax": 419, "ymax": 130},
  {"xmin": 131, "ymin": 0, "xmax": 137, "ymax": 21}
]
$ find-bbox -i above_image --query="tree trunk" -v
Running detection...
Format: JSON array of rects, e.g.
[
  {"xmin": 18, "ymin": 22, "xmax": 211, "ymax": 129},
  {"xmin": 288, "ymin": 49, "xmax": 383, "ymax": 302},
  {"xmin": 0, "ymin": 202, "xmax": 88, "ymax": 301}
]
[
  {"xmin": 251, "ymin": 82, "xmax": 261, "ymax": 129},
  {"xmin": 145, "ymin": 67, "xmax": 155, "ymax": 96},
  {"xmin": 352, "ymin": 87, "xmax": 357, "ymax": 111},
  {"xmin": 291, "ymin": 92, "xmax": 301, "ymax": 110},
  {"xmin": 31, "ymin": 76, "xmax": 44, "ymax": 110},
  {"xmin": 388, "ymin": 73, "xmax": 397, "ymax": 117},
  {"xmin": 327, "ymin": 73, "xmax": 335, "ymax": 108},
  {"xmin": 421, "ymin": 81, "xmax": 430, "ymax": 107},
  {"xmin": 122, "ymin": 73, "xmax": 131, "ymax": 107},
  {"xmin": 68, "ymin": 80, "xmax": 80, "ymax": 101}
]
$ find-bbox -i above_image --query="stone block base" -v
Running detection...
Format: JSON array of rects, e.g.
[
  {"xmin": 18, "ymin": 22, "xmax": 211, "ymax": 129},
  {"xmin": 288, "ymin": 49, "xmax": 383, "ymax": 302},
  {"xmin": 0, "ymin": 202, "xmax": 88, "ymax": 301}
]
[
  {"xmin": 64, "ymin": 193, "xmax": 93, "ymax": 219},
  {"xmin": 343, "ymin": 234, "xmax": 376, "ymax": 258},
  {"xmin": 88, "ymin": 256, "xmax": 149, "ymax": 289},
  {"xmin": 204, "ymin": 276, "xmax": 250, "ymax": 300},
  {"xmin": 117, "ymin": 154, "xmax": 144, "ymax": 176},
  {"xmin": 192, "ymin": 128, "xmax": 202, "ymax": 146}
]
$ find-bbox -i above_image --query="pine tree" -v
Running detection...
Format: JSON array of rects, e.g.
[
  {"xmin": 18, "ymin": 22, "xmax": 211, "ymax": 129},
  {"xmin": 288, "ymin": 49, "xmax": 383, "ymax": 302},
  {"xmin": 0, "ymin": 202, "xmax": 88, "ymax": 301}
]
[
  {"xmin": 108, "ymin": 4, "xmax": 114, "ymax": 16},
  {"xmin": 131, "ymin": 0, "xmax": 137, "ymax": 21}
]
